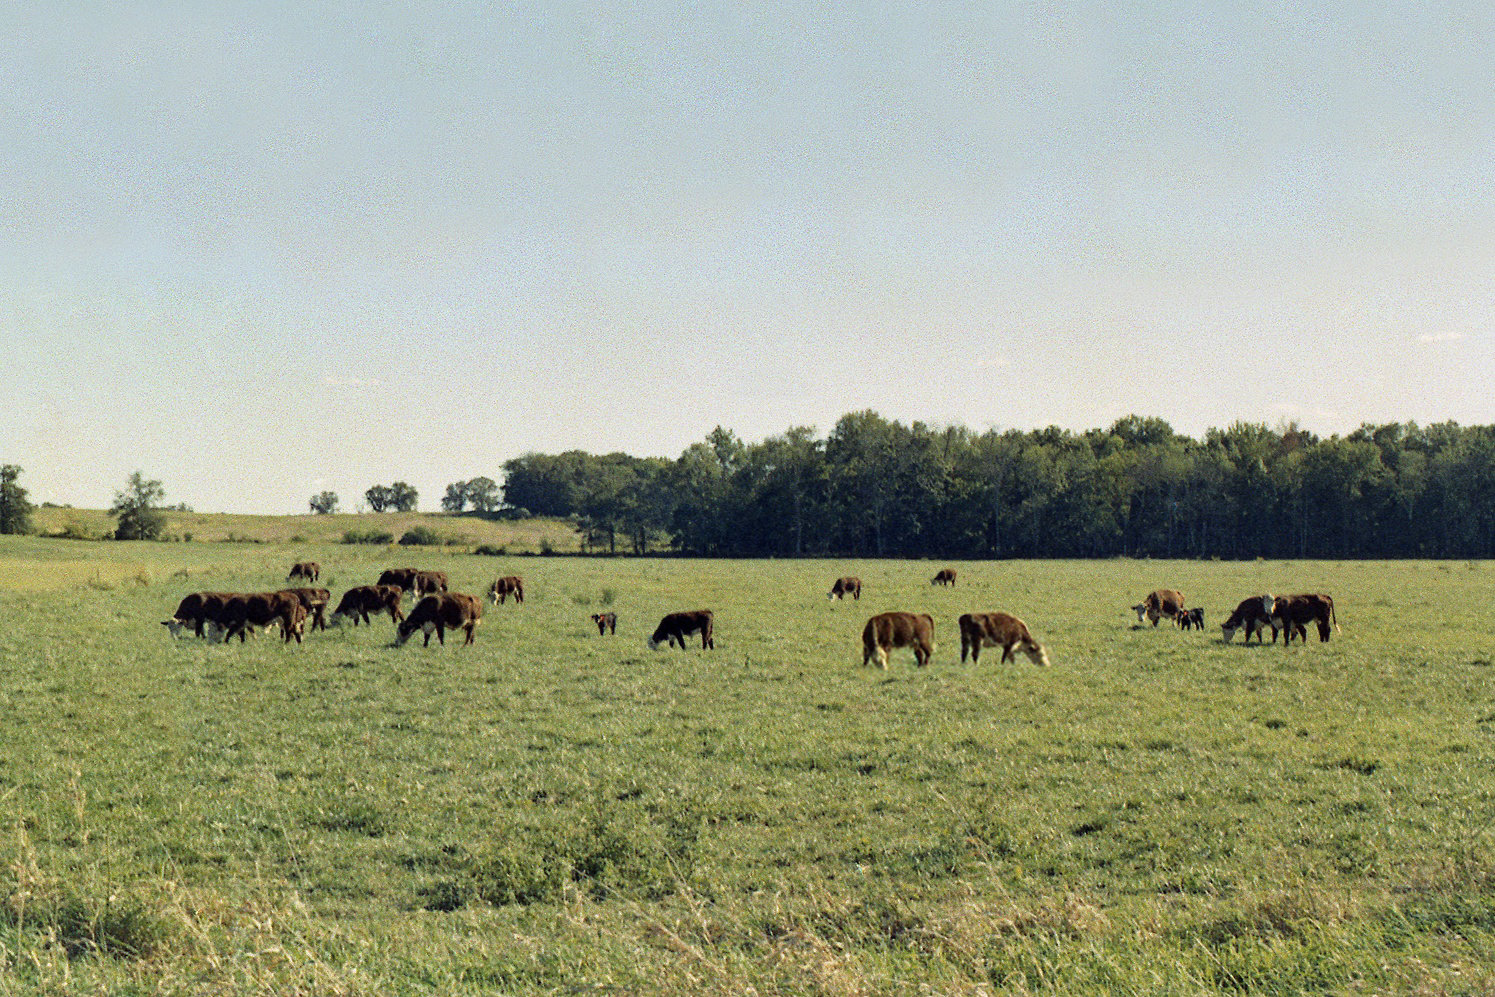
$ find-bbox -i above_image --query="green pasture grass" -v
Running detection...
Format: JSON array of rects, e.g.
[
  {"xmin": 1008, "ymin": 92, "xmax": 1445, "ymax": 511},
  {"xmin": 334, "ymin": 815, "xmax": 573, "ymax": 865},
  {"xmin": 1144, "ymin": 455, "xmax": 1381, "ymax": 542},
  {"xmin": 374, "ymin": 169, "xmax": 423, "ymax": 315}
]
[
  {"xmin": 0, "ymin": 539, "xmax": 1493, "ymax": 994},
  {"xmin": 31, "ymin": 507, "xmax": 581, "ymax": 550}
]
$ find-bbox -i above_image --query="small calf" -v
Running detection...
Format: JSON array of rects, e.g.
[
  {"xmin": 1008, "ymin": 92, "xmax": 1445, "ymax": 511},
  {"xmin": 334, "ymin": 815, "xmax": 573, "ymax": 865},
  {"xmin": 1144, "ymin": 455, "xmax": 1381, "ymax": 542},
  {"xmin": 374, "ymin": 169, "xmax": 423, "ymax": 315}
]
[{"xmin": 591, "ymin": 612, "xmax": 617, "ymax": 635}]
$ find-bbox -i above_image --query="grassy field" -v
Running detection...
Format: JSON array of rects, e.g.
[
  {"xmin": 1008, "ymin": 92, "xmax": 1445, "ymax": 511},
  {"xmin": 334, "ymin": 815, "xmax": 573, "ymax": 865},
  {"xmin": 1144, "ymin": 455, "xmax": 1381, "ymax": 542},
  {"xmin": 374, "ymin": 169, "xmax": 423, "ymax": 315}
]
[
  {"xmin": 1, "ymin": 536, "xmax": 1493, "ymax": 994},
  {"xmin": 30, "ymin": 506, "xmax": 581, "ymax": 550}
]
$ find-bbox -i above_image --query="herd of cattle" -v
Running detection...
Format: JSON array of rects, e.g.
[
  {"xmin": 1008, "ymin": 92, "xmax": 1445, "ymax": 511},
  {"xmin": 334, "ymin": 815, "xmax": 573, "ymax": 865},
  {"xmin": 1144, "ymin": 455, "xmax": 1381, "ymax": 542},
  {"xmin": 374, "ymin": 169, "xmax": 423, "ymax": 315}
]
[{"xmin": 161, "ymin": 560, "xmax": 1339, "ymax": 666}]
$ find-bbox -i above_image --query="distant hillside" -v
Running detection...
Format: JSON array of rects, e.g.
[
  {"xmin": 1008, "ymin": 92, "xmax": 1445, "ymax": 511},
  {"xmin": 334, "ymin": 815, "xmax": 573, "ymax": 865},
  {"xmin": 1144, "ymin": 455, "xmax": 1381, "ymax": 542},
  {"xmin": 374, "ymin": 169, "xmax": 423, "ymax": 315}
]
[{"xmin": 31, "ymin": 507, "xmax": 582, "ymax": 551}]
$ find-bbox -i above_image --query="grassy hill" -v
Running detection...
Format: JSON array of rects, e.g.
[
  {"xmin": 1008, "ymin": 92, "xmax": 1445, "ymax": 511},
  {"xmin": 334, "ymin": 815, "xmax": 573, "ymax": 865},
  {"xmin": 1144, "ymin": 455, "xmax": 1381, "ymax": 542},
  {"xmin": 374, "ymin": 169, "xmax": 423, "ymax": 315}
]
[{"xmin": 31, "ymin": 506, "xmax": 581, "ymax": 551}]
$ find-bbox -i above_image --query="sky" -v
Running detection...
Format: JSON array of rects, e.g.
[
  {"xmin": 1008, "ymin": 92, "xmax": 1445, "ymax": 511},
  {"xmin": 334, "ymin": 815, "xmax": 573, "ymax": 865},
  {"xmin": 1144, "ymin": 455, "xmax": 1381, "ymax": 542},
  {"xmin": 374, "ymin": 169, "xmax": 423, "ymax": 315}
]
[{"xmin": 3, "ymin": 2, "xmax": 1493, "ymax": 514}]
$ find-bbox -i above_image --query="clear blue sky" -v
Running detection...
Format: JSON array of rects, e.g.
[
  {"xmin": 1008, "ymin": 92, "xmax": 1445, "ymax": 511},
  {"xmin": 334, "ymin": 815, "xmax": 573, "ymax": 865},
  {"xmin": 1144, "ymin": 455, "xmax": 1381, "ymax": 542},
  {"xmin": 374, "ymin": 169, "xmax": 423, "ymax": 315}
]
[{"xmin": 4, "ymin": 3, "xmax": 1492, "ymax": 513}]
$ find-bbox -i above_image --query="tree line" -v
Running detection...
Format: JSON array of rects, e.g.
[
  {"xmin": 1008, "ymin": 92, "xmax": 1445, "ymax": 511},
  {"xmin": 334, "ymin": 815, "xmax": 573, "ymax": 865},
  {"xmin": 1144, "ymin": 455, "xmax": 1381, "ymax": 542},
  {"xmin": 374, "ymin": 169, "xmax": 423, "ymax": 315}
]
[{"xmin": 497, "ymin": 412, "xmax": 1495, "ymax": 559}]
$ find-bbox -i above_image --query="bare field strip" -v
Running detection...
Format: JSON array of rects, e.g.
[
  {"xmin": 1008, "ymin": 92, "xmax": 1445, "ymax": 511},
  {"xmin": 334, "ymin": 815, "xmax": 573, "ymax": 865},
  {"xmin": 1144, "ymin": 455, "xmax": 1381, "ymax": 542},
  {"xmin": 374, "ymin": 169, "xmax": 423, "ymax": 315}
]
[{"xmin": 1, "ymin": 536, "xmax": 1493, "ymax": 994}]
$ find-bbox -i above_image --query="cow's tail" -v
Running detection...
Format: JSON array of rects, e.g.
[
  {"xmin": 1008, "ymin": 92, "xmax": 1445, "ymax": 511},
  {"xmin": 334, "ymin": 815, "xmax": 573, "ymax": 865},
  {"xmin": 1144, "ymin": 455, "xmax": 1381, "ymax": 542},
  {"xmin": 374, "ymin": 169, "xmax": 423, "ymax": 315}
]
[{"xmin": 1332, "ymin": 598, "xmax": 1340, "ymax": 633}]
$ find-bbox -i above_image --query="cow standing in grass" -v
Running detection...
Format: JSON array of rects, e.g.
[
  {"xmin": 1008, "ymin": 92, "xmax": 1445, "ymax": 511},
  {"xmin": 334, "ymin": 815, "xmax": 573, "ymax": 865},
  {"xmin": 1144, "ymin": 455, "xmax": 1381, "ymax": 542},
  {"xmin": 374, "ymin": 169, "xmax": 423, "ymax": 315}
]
[
  {"xmin": 397, "ymin": 593, "xmax": 483, "ymax": 647},
  {"xmin": 958, "ymin": 612, "xmax": 1049, "ymax": 666},
  {"xmin": 1133, "ymin": 589, "xmax": 1186, "ymax": 627},
  {"xmin": 1221, "ymin": 595, "xmax": 1276, "ymax": 644},
  {"xmin": 828, "ymin": 576, "xmax": 862, "ymax": 600},
  {"xmin": 862, "ymin": 611, "xmax": 934, "ymax": 669},
  {"xmin": 489, "ymin": 576, "xmax": 524, "ymax": 604},
  {"xmin": 328, "ymin": 585, "xmax": 407, "ymax": 628},
  {"xmin": 281, "ymin": 587, "xmax": 331, "ymax": 631},
  {"xmin": 591, "ymin": 612, "xmax": 617, "ymax": 635},
  {"xmin": 288, "ymin": 561, "xmax": 320, "ymax": 583},
  {"xmin": 649, "ymin": 611, "xmax": 714, "ymax": 650},
  {"xmin": 931, "ymin": 568, "xmax": 957, "ymax": 586},
  {"xmin": 1273, "ymin": 593, "xmax": 1339, "ymax": 644},
  {"xmin": 163, "ymin": 591, "xmax": 239, "ymax": 638}
]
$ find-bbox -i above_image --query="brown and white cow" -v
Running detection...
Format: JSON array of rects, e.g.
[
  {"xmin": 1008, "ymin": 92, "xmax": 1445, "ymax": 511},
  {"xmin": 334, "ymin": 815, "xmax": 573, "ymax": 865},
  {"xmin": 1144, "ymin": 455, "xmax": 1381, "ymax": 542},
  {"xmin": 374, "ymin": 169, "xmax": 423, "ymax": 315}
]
[
  {"xmin": 931, "ymin": 568, "xmax": 957, "ymax": 587},
  {"xmin": 328, "ymin": 585, "xmax": 407, "ymax": 627},
  {"xmin": 1272, "ymin": 593, "xmax": 1339, "ymax": 645},
  {"xmin": 488, "ymin": 576, "xmax": 525, "ymax": 605},
  {"xmin": 413, "ymin": 570, "xmax": 449, "ymax": 598},
  {"xmin": 217, "ymin": 591, "xmax": 307, "ymax": 644},
  {"xmin": 591, "ymin": 611, "xmax": 617, "ymax": 635},
  {"xmin": 1179, "ymin": 607, "xmax": 1205, "ymax": 631},
  {"xmin": 958, "ymin": 612, "xmax": 1049, "ymax": 666},
  {"xmin": 163, "ymin": 591, "xmax": 240, "ymax": 638},
  {"xmin": 828, "ymin": 576, "xmax": 862, "ymax": 600},
  {"xmin": 281, "ymin": 587, "xmax": 331, "ymax": 631},
  {"xmin": 288, "ymin": 561, "xmax": 320, "ymax": 583},
  {"xmin": 1221, "ymin": 595, "xmax": 1277, "ymax": 644},
  {"xmin": 1132, "ymin": 589, "xmax": 1186, "ymax": 627},
  {"xmin": 862, "ymin": 611, "xmax": 935, "ymax": 669},
  {"xmin": 397, "ymin": 593, "xmax": 483, "ymax": 647},
  {"xmin": 649, "ymin": 610, "xmax": 715, "ymax": 650}
]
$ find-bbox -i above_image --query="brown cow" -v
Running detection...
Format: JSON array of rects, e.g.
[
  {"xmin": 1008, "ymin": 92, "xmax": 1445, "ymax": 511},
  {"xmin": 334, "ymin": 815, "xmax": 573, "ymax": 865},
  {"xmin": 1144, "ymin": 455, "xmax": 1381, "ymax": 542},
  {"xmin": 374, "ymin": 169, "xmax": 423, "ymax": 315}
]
[
  {"xmin": 328, "ymin": 585, "xmax": 407, "ymax": 627},
  {"xmin": 1133, "ymin": 589, "xmax": 1186, "ymax": 627},
  {"xmin": 488, "ymin": 576, "xmax": 525, "ymax": 605},
  {"xmin": 1272, "ymin": 593, "xmax": 1339, "ymax": 645},
  {"xmin": 649, "ymin": 610, "xmax": 715, "ymax": 650},
  {"xmin": 413, "ymin": 570, "xmax": 448, "ymax": 598},
  {"xmin": 281, "ymin": 587, "xmax": 331, "ymax": 631},
  {"xmin": 862, "ymin": 611, "xmax": 935, "ymax": 669},
  {"xmin": 397, "ymin": 593, "xmax": 483, "ymax": 647},
  {"xmin": 163, "ymin": 591, "xmax": 240, "ymax": 638},
  {"xmin": 288, "ymin": 561, "xmax": 320, "ymax": 583},
  {"xmin": 217, "ymin": 591, "xmax": 306, "ymax": 644},
  {"xmin": 377, "ymin": 568, "xmax": 420, "ymax": 592},
  {"xmin": 591, "ymin": 611, "xmax": 617, "ymax": 635},
  {"xmin": 958, "ymin": 612, "xmax": 1050, "ymax": 666},
  {"xmin": 828, "ymin": 576, "xmax": 862, "ymax": 600},
  {"xmin": 931, "ymin": 568, "xmax": 957, "ymax": 587},
  {"xmin": 1221, "ymin": 595, "xmax": 1277, "ymax": 644}
]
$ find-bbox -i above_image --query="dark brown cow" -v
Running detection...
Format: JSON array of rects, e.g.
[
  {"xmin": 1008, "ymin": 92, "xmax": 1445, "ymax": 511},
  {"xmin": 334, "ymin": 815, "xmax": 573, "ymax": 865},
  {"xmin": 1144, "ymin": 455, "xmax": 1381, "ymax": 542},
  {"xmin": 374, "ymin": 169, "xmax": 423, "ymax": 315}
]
[
  {"xmin": 413, "ymin": 570, "xmax": 449, "ymax": 598},
  {"xmin": 828, "ymin": 576, "xmax": 862, "ymax": 600},
  {"xmin": 328, "ymin": 585, "xmax": 407, "ymax": 627},
  {"xmin": 377, "ymin": 567, "xmax": 420, "ymax": 592},
  {"xmin": 488, "ymin": 576, "xmax": 525, "ymax": 605},
  {"xmin": 862, "ymin": 611, "xmax": 934, "ymax": 669},
  {"xmin": 1272, "ymin": 593, "xmax": 1338, "ymax": 645},
  {"xmin": 931, "ymin": 568, "xmax": 957, "ymax": 587},
  {"xmin": 397, "ymin": 593, "xmax": 483, "ymax": 647},
  {"xmin": 591, "ymin": 612, "xmax": 617, "ymax": 635},
  {"xmin": 1221, "ymin": 595, "xmax": 1277, "ymax": 644},
  {"xmin": 288, "ymin": 561, "xmax": 321, "ymax": 583},
  {"xmin": 649, "ymin": 610, "xmax": 715, "ymax": 650},
  {"xmin": 1179, "ymin": 607, "xmax": 1205, "ymax": 631},
  {"xmin": 958, "ymin": 612, "xmax": 1050, "ymax": 666},
  {"xmin": 281, "ymin": 587, "xmax": 331, "ymax": 631},
  {"xmin": 1133, "ymin": 589, "xmax": 1186, "ymax": 627},
  {"xmin": 163, "ymin": 591, "xmax": 240, "ymax": 638},
  {"xmin": 218, "ymin": 591, "xmax": 306, "ymax": 644}
]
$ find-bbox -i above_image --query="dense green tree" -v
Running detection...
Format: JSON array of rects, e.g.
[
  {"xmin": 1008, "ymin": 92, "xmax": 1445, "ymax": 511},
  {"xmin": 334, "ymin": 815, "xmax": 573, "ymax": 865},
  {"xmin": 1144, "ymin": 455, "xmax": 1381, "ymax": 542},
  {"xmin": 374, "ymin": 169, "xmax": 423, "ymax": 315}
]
[
  {"xmin": 309, "ymin": 491, "xmax": 339, "ymax": 515},
  {"xmin": 110, "ymin": 471, "xmax": 166, "ymax": 541},
  {"xmin": 365, "ymin": 484, "xmax": 394, "ymax": 512},
  {"xmin": 0, "ymin": 465, "xmax": 35, "ymax": 535}
]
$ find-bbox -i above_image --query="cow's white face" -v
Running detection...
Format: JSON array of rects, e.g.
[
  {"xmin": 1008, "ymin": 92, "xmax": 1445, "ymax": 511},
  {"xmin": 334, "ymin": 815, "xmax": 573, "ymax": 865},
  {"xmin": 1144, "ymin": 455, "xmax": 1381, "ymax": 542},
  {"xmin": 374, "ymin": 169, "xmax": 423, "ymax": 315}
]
[
  {"xmin": 647, "ymin": 637, "xmax": 662, "ymax": 651},
  {"xmin": 1026, "ymin": 644, "xmax": 1051, "ymax": 667},
  {"xmin": 327, "ymin": 611, "xmax": 348, "ymax": 628},
  {"xmin": 1132, "ymin": 604, "xmax": 1148, "ymax": 622},
  {"xmin": 162, "ymin": 619, "xmax": 190, "ymax": 638},
  {"xmin": 1258, "ymin": 594, "xmax": 1274, "ymax": 615},
  {"xmin": 1221, "ymin": 624, "xmax": 1238, "ymax": 643}
]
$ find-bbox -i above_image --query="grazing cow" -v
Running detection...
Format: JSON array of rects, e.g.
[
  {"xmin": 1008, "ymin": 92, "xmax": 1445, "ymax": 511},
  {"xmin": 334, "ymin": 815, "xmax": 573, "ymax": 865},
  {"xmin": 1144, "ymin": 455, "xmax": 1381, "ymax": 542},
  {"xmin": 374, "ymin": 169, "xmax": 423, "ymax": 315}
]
[
  {"xmin": 1221, "ymin": 595, "xmax": 1277, "ymax": 644},
  {"xmin": 397, "ymin": 593, "xmax": 484, "ymax": 647},
  {"xmin": 163, "ymin": 591, "xmax": 239, "ymax": 638},
  {"xmin": 649, "ymin": 610, "xmax": 715, "ymax": 650},
  {"xmin": 488, "ymin": 576, "xmax": 525, "ymax": 605},
  {"xmin": 413, "ymin": 570, "xmax": 449, "ymax": 598},
  {"xmin": 1272, "ymin": 593, "xmax": 1339, "ymax": 645},
  {"xmin": 591, "ymin": 612, "xmax": 617, "ymax": 635},
  {"xmin": 218, "ymin": 591, "xmax": 306, "ymax": 644},
  {"xmin": 1132, "ymin": 589, "xmax": 1186, "ymax": 627},
  {"xmin": 862, "ymin": 611, "xmax": 935, "ymax": 669},
  {"xmin": 288, "ymin": 561, "xmax": 320, "ymax": 583},
  {"xmin": 828, "ymin": 576, "xmax": 862, "ymax": 601},
  {"xmin": 377, "ymin": 567, "xmax": 420, "ymax": 592},
  {"xmin": 931, "ymin": 568, "xmax": 957, "ymax": 587},
  {"xmin": 281, "ymin": 587, "xmax": 331, "ymax": 631},
  {"xmin": 958, "ymin": 612, "xmax": 1050, "ymax": 666},
  {"xmin": 328, "ymin": 585, "xmax": 407, "ymax": 627},
  {"xmin": 1179, "ymin": 607, "xmax": 1205, "ymax": 631}
]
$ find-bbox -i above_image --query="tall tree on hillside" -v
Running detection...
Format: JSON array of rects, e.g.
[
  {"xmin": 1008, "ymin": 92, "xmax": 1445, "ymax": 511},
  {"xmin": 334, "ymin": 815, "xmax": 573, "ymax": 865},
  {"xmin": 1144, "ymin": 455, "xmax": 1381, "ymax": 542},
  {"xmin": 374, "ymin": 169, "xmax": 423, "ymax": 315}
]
[
  {"xmin": 365, "ymin": 484, "xmax": 394, "ymax": 512},
  {"xmin": 309, "ymin": 491, "xmax": 339, "ymax": 515},
  {"xmin": 440, "ymin": 482, "xmax": 469, "ymax": 513},
  {"xmin": 389, "ymin": 481, "xmax": 419, "ymax": 512},
  {"xmin": 0, "ymin": 464, "xmax": 35, "ymax": 535},
  {"xmin": 110, "ymin": 471, "xmax": 166, "ymax": 541},
  {"xmin": 465, "ymin": 476, "xmax": 501, "ymax": 513}
]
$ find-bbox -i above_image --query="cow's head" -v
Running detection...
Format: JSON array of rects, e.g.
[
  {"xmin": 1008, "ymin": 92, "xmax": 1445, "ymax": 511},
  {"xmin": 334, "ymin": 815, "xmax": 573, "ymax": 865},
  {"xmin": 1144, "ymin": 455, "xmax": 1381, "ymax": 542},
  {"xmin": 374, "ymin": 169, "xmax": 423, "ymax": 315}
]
[
  {"xmin": 162, "ymin": 619, "xmax": 191, "ymax": 638},
  {"xmin": 1131, "ymin": 603, "xmax": 1148, "ymax": 622},
  {"xmin": 1259, "ymin": 593, "xmax": 1274, "ymax": 615},
  {"xmin": 1025, "ymin": 641, "xmax": 1051, "ymax": 667}
]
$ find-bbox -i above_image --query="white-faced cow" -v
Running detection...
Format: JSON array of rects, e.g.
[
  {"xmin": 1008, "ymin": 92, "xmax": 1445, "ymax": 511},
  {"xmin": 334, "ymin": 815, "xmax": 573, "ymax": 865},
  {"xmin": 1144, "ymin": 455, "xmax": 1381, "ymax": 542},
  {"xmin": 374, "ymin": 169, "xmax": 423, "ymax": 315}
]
[
  {"xmin": 413, "ymin": 570, "xmax": 448, "ymax": 598},
  {"xmin": 862, "ymin": 611, "xmax": 934, "ymax": 669},
  {"xmin": 163, "ymin": 591, "xmax": 239, "ymax": 638},
  {"xmin": 1221, "ymin": 595, "xmax": 1277, "ymax": 644},
  {"xmin": 1272, "ymin": 593, "xmax": 1339, "ymax": 645},
  {"xmin": 1133, "ymin": 589, "xmax": 1186, "ymax": 627},
  {"xmin": 828, "ymin": 576, "xmax": 862, "ymax": 600},
  {"xmin": 488, "ymin": 576, "xmax": 524, "ymax": 605},
  {"xmin": 649, "ymin": 611, "xmax": 714, "ymax": 650},
  {"xmin": 397, "ymin": 593, "xmax": 483, "ymax": 647},
  {"xmin": 958, "ymin": 612, "xmax": 1050, "ymax": 666},
  {"xmin": 288, "ymin": 561, "xmax": 320, "ymax": 583},
  {"xmin": 328, "ymin": 585, "xmax": 407, "ymax": 628},
  {"xmin": 281, "ymin": 587, "xmax": 331, "ymax": 631},
  {"xmin": 217, "ymin": 591, "xmax": 307, "ymax": 644},
  {"xmin": 931, "ymin": 568, "xmax": 957, "ymax": 587}
]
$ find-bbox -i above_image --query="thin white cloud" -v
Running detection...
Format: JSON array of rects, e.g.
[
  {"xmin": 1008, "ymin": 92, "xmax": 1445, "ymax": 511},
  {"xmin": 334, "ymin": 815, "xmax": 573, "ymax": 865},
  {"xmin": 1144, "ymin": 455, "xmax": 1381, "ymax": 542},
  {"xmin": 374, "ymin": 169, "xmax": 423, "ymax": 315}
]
[
  {"xmin": 976, "ymin": 357, "xmax": 1011, "ymax": 369},
  {"xmin": 1416, "ymin": 331, "xmax": 1466, "ymax": 344},
  {"xmin": 322, "ymin": 375, "xmax": 383, "ymax": 387}
]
